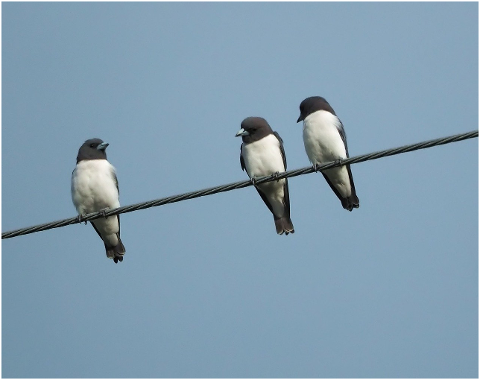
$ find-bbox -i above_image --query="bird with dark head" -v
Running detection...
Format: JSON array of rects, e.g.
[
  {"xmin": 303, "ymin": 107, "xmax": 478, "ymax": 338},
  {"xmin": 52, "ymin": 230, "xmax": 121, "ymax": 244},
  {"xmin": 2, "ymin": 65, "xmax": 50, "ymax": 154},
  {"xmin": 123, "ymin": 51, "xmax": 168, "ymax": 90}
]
[
  {"xmin": 76, "ymin": 138, "xmax": 109, "ymax": 163},
  {"xmin": 236, "ymin": 117, "xmax": 295, "ymax": 235},
  {"xmin": 72, "ymin": 138, "xmax": 126, "ymax": 263},
  {"xmin": 297, "ymin": 96, "xmax": 360, "ymax": 211}
]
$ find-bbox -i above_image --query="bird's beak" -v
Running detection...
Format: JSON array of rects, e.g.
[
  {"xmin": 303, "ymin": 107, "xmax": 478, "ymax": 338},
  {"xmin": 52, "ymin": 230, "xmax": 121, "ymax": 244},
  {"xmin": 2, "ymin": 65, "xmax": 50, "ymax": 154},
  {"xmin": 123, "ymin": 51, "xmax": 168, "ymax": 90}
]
[
  {"xmin": 97, "ymin": 142, "xmax": 109, "ymax": 151},
  {"xmin": 235, "ymin": 128, "xmax": 249, "ymax": 137},
  {"xmin": 297, "ymin": 115, "xmax": 303, "ymax": 123}
]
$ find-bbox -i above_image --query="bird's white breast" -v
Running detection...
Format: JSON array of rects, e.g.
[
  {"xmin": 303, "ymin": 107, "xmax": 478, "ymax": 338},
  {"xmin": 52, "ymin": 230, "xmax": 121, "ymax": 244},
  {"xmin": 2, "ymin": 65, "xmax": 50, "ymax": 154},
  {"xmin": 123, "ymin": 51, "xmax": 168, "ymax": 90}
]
[
  {"xmin": 242, "ymin": 134, "xmax": 285, "ymax": 178},
  {"xmin": 302, "ymin": 110, "xmax": 347, "ymax": 164},
  {"xmin": 71, "ymin": 160, "xmax": 120, "ymax": 215}
]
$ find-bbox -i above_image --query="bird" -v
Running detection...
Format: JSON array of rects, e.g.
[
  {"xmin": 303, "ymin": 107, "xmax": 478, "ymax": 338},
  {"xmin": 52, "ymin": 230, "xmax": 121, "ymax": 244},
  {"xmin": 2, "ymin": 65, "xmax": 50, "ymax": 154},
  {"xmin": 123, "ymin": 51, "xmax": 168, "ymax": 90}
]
[
  {"xmin": 236, "ymin": 117, "xmax": 295, "ymax": 235},
  {"xmin": 297, "ymin": 96, "xmax": 359, "ymax": 211},
  {"xmin": 71, "ymin": 138, "xmax": 126, "ymax": 263}
]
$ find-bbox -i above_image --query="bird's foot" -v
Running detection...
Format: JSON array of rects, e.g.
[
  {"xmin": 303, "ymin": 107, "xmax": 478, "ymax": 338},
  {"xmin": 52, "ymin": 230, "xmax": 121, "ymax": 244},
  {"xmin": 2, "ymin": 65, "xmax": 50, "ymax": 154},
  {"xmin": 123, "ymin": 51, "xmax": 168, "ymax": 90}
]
[
  {"xmin": 250, "ymin": 176, "xmax": 257, "ymax": 185},
  {"xmin": 273, "ymin": 171, "xmax": 280, "ymax": 182},
  {"xmin": 77, "ymin": 214, "xmax": 87, "ymax": 225},
  {"xmin": 313, "ymin": 163, "xmax": 319, "ymax": 172}
]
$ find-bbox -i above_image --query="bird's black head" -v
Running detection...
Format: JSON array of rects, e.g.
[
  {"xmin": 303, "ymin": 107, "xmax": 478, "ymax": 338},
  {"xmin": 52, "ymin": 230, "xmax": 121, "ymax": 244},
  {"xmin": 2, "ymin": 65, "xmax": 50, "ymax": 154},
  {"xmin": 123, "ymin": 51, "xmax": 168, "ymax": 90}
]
[
  {"xmin": 76, "ymin": 138, "xmax": 109, "ymax": 163},
  {"xmin": 297, "ymin": 96, "xmax": 336, "ymax": 123},
  {"xmin": 235, "ymin": 117, "xmax": 273, "ymax": 143}
]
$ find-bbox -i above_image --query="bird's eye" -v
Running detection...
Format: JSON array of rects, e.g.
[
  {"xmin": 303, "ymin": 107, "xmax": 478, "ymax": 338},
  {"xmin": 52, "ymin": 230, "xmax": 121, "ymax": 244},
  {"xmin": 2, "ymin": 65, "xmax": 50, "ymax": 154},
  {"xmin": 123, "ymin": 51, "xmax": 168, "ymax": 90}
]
[{"xmin": 90, "ymin": 144, "xmax": 95, "ymax": 148}]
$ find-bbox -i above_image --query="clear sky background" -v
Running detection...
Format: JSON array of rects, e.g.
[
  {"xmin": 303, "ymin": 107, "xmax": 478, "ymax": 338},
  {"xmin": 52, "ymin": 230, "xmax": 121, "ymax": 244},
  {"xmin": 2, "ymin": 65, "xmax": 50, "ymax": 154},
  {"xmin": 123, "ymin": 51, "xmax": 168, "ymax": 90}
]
[{"xmin": 2, "ymin": 2, "xmax": 478, "ymax": 378}]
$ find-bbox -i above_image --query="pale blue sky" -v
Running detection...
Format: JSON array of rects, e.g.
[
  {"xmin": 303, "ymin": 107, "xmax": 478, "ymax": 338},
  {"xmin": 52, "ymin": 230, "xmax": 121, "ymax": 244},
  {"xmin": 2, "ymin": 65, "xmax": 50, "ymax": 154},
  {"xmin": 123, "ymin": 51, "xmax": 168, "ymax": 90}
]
[{"xmin": 2, "ymin": 2, "xmax": 478, "ymax": 378}]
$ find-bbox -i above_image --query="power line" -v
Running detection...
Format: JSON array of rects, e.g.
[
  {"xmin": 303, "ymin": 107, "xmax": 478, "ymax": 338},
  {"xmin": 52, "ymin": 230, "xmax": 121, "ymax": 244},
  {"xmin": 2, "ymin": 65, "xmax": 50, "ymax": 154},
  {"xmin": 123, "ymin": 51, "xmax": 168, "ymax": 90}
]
[{"xmin": 2, "ymin": 130, "xmax": 477, "ymax": 240}]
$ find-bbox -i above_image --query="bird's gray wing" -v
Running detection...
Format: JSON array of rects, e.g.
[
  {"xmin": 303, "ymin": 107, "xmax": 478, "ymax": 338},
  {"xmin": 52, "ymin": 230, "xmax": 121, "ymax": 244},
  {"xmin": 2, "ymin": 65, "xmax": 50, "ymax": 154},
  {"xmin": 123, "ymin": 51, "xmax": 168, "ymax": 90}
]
[
  {"xmin": 273, "ymin": 132, "xmax": 287, "ymax": 169},
  {"xmin": 240, "ymin": 144, "xmax": 246, "ymax": 172},
  {"xmin": 282, "ymin": 178, "xmax": 291, "ymax": 215},
  {"xmin": 111, "ymin": 167, "xmax": 119, "ymax": 194},
  {"xmin": 336, "ymin": 119, "xmax": 350, "ymax": 157},
  {"xmin": 91, "ymin": 221, "xmax": 104, "ymax": 240},
  {"xmin": 254, "ymin": 186, "xmax": 275, "ymax": 214},
  {"xmin": 109, "ymin": 166, "xmax": 121, "ymax": 238}
]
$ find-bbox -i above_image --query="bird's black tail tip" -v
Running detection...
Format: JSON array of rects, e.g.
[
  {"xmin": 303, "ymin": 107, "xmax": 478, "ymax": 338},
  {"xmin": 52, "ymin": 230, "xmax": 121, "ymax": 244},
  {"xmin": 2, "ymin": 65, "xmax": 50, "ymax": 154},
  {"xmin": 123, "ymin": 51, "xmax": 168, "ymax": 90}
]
[
  {"xmin": 106, "ymin": 238, "xmax": 126, "ymax": 263},
  {"xmin": 342, "ymin": 196, "xmax": 360, "ymax": 211},
  {"xmin": 275, "ymin": 217, "xmax": 295, "ymax": 235}
]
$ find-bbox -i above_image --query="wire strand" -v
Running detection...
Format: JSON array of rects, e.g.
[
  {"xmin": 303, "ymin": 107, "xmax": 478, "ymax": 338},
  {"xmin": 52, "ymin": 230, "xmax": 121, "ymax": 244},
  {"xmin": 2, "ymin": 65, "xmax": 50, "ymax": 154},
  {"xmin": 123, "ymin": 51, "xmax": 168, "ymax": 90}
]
[{"xmin": 2, "ymin": 130, "xmax": 477, "ymax": 240}]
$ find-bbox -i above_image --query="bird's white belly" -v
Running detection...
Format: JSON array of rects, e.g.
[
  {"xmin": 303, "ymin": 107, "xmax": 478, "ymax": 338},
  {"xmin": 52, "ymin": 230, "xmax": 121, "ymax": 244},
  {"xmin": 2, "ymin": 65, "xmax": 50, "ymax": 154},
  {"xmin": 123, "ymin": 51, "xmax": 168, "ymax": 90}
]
[
  {"xmin": 242, "ymin": 135, "xmax": 285, "ymax": 177},
  {"xmin": 303, "ymin": 113, "xmax": 347, "ymax": 165},
  {"xmin": 71, "ymin": 160, "xmax": 120, "ymax": 215}
]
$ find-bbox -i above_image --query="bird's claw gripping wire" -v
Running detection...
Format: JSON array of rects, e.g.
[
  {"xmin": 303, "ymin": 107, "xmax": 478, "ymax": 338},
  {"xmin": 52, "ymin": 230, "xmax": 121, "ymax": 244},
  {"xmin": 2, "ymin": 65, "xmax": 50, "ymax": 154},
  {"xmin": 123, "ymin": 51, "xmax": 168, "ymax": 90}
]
[
  {"xmin": 313, "ymin": 159, "xmax": 343, "ymax": 173},
  {"xmin": 273, "ymin": 171, "xmax": 281, "ymax": 181},
  {"xmin": 76, "ymin": 214, "xmax": 87, "ymax": 225},
  {"xmin": 100, "ymin": 209, "xmax": 109, "ymax": 219}
]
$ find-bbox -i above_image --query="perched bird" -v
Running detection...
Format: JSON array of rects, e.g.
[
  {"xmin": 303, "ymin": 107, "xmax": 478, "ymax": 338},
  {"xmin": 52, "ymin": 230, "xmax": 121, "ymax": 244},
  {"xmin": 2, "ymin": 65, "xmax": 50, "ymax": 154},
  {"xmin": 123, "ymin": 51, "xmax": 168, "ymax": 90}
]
[
  {"xmin": 297, "ymin": 96, "xmax": 359, "ymax": 211},
  {"xmin": 236, "ymin": 117, "xmax": 294, "ymax": 235},
  {"xmin": 71, "ymin": 138, "xmax": 126, "ymax": 263}
]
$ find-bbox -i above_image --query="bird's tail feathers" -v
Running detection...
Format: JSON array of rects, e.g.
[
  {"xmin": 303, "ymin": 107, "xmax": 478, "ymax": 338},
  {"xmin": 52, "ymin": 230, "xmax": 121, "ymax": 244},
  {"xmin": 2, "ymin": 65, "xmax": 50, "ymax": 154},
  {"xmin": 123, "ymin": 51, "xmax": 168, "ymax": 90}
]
[
  {"xmin": 105, "ymin": 236, "xmax": 126, "ymax": 263},
  {"xmin": 275, "ymin": 217, "xmax": 295, "ymax": 235},
  {"xmin": 322, "ymin": 166, "xmax": 360, "ymax": 211},
  {"xmin": 341, "ymin": 192, "xmax": 360, "ymax": 211}
]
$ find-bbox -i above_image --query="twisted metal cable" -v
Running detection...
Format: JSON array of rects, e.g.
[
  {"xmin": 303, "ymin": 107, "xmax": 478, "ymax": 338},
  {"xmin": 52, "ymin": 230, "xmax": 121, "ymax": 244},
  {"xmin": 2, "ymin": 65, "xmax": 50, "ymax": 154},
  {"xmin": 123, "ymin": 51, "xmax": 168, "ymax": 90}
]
[{"xmin": 3, "ymin": 130, "xmax": 477, "ymax": 240}]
